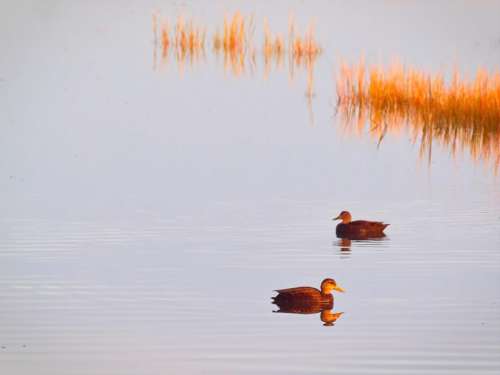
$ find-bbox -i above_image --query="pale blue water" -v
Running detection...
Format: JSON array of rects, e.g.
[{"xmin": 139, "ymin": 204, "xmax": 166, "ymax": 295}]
[{"xmin": 1, "ymin": 1, "xmax": 500, "ymax": 374}]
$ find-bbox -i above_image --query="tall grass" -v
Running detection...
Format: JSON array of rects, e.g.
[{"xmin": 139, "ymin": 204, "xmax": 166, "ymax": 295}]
[
  {"xmin": 152, "ymin": 12, "xmax": 321, "ymax": 124},
  {"xmin": 153, "ymin": 15, "xmax": 206, "ymax": 71},
  {"xmin": 262, "ymin": 18, "xmax": 285, "ymax": 77},
  {"xmin": 213, "ymin": 12, "xmax": 256, "ymax": 76},
  {"xmin": 260, "ymin": 16, "xmax": 322, "ymax": 124},
  {"xmin": 336, "ymin": 60, "xmax": 500, "ymax": 169},
  {"xmin": 288, "ymin": 17, "xmax": 322, "ymax": 125},
  {"xmin": 288, "ymin": 17, "xmax": 321, "ymax": 65},
  {"xmin": 153, "ymin": 12, "xmax": 321, "ymax": 83}
]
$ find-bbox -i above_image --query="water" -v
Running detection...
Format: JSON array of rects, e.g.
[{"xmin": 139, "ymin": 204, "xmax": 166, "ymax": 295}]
[{"xmin": 1, "ymin": 1, "xmax": 500, "ymax": 374}]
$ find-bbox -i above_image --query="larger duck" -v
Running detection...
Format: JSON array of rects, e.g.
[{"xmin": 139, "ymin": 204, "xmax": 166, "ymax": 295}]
[
  {"xmin": 272, "ymin": 278, "xmax": 344, "ymax": 311},
  {"xmin": 333, "ymin": 210, "xmax": 389, "ymax": 239}
]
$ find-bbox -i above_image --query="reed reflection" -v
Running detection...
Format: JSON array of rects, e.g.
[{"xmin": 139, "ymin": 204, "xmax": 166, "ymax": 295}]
[
  {"xmin": 264, "ymin": 16, "xmax": 321, "ymax": 126},
  {"xmin": 336, "ymin": 60, "xmax": 500, "ymax": 171},
  {"xmin": 153, "ymin": 14, "xmax": 207, "ymax": 73},
  {"xmin": 152, "ymin": 12, "xmax": 320, "ymax": 125},
  {"xmin": 272, "ymin": 278, "xmax": 344, "ymax": 327},
  {"xmin": 213, "ymin": 12, "xmax": 257, "ymax": 77}
]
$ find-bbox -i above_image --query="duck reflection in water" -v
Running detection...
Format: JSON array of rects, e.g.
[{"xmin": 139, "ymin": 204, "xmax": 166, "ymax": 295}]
[
  {"xmin": 321, "ymin": 310, "xmax": 344, "ymax": 326},
  {"xmin": 335, "ymin": 236, "xmax": 388, "ymax": 252},
  {"xmin": 272, "ymin": 278, "xmax": 345, "ymax": 326},
  {"xmin": 337, "ymin": 237, "xmax": 352, "ymax": 252},
  {"xmin": 332, "ymin": 210, "xmax": 389, "ymax": 240}
]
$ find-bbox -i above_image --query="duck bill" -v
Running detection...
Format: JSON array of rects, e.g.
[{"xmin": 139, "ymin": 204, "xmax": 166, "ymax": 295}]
[
  {"xmin": 332, "ymin": 215, "xmax": 340, "ymax": 221},
  {"xmin": 333, "ymin": 285, "xmax": 345, "ymax": 293}
]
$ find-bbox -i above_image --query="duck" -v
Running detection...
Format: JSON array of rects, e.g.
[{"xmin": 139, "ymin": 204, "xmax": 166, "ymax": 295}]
[
  {"xmin": 333, "ymin": 210, "xmax": 389, "ymax": 239},
  {"xmin": 272, "ymin": 278, "xmax": 344, "ymax": 310}
]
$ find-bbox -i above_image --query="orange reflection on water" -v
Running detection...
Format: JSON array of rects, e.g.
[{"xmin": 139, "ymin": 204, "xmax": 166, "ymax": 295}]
[
  {"xmin": 153, "ymin": 15, "xmax": 206, "ymax": 73},
  {"xmin": 261, "ymin": 16, "xmax": 321, "ymax": 125},
  {"xmin": 213, "ymin": 12, "xmax": 256, "ymax": 77},
  {"xmin": 152, "ymin": 12, "xmax": 321, "ymax": 125},
  {"xmin": 152, "ymin": 12, "xmax": 321, "ymax": 84},
  {"xmin": 263, "ymin": 18, "xmax": 285, "ymax": 78},
  {"xmin": 321, "ymin": 310, "xmax": 344, "ymax": 327},
  {"xmin": 288, "ymin": 17, "xmax": 322, "ymax": 75},
  {"xmin": 272, "ymin": 297, "xmax": 343, "ymax": 327},
  {"xmin": 336, "ymin": 60, "xmax": 500, "ymax": 170},
  {"xmin": 288, "ymin": 17, "xmax": 321, "ymax": 126}
]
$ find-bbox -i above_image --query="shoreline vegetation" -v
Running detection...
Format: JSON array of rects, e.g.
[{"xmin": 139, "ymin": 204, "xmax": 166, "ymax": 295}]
[
  {"xmin": 337, "ymin": 60, "xmax": 500, "ymax": 169},
  {"xmin": 152, "ymin": 12, "xmax": 500, "ymax": 171},
  {"xmin": 153, "ymin": 12, "xmax": 321, "ymax": 80}
]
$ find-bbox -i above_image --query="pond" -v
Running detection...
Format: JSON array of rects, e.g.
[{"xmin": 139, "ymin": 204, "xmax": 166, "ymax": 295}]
[{"xmin": 1, "ymin": 1, "xmax": 500, "ymax": 374}]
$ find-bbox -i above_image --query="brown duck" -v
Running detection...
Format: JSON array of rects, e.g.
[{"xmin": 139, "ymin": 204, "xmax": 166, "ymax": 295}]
[
  {"xmin": 333, "ymin": 210, "xmax": 389, "ymax": 239},
  {"xmin": 272, "ymin": 278, "xmax": 345, "ymax": 311}
]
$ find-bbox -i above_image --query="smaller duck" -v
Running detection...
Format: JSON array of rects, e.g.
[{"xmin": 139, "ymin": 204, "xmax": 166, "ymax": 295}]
[
  {"xmin": 333, "ymin": 210, "xmax": 389, "ymax": 239},
  {"xmin": 272, "ymin": 278, "xmax": 344, "ymax": 310}
]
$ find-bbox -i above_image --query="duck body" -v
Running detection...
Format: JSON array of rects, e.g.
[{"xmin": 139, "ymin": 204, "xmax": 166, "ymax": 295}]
[
  {"xmin": 333, "ymin": 211, "xmax": 389, "ymax": 239},
  {"xmin": 272, "ymin": 287, "xmax": 333, "ymax": 313},
  {"xmin": 336, "ymin": 220, "xmax": 389, "ymax": 239},
  {"xmin": 272, "ymin": 278, "xmax": 344, "ymax": 313}
]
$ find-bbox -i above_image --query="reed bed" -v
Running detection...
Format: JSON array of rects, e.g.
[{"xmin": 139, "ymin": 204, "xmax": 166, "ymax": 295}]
[
  {"xmin": 287, "ymin": 17, "xmax": 321, "ymax": 108},
  {"xmin": 336, "ymin": 60, "xmax": 500, "ymax": 168},
  {"xmin": 262, "ymin": 18, "xmax": 285, "ymax": 76},
  {"xmin": 152, "ymin": 12, "xmax": 321, "ymax": 125},
  {"xmin": 261, "ymin": 17, "xmax": 322, "ymax": 85},
  {"xmin": 288, "ymin": 18, "xmax": 322, "ymax": 65},
  {"xmin": 151, "ymin": 12, "xmax": 500, "ymax": 167},
  {"xmin": 153, "ymin": 15, "xmax": 206, "ymax": 70},
  {"xmin": 213, "ymin": 12, "xmax": 256, "ymax": 76},
  {"xmin": 213, "ymin": 12, "xmax": 254, "ymax": 54},
  {"xmin": 153, "ymin": 12, "xmax": 321, "ymax": 83},
  {"xmin": 174, "ymin": 17, "xmax": 205, "ymax": 56},
  {"xmin": 210, "ymin": 13, "xmax": 321, "ymax": 81}
]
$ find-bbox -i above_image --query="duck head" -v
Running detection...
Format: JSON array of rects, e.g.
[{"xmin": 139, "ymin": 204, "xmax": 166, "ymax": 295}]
[
  {"xmin": 333, "ymin": 210, "xmax": 352, "ymax": 224},
  {"xmin": 320, "ymin": 278, "xmax": 345, "ymax": 294}
]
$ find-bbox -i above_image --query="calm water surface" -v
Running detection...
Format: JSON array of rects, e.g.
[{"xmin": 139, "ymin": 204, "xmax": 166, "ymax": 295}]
[{"xmin": 1, "ymin": 1, "xmax": 500, "ymax": 374}]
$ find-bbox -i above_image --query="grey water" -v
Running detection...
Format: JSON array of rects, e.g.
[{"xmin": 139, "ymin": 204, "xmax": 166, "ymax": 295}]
[{"xmin": 1, "ymin": 1, "xmax": 500, "ymax": 374}]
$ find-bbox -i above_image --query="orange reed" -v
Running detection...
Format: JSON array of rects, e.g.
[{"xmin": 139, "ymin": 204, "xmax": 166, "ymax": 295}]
[
  {"xmin": 213, "ymin": 12, "xmax": 256, "ymax": 76},
  {"xmin": 336, "ymin": 60, "xmax": 500, "ymax": 169},
  {"xmin": 154, "ymin": 15, "xmax": 206, "ymax": 70}
]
